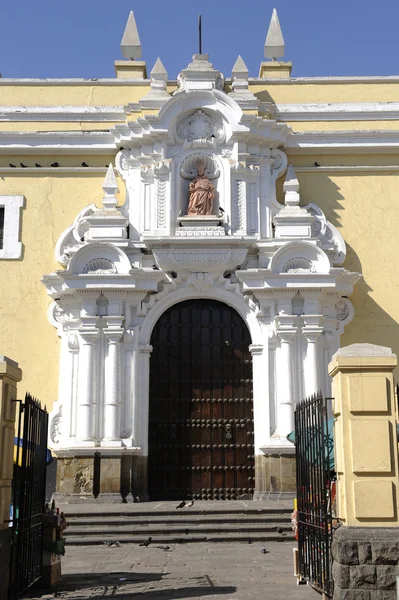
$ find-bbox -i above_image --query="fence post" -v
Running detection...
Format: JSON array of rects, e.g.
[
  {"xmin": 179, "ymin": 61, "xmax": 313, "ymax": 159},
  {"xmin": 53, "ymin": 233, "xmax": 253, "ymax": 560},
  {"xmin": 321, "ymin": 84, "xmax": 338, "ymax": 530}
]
[
  {"xmin": 0, "ymin": 356, "xmax": 22, "ymax": 600},
  {"xmin": 328, "ymin": 343, "xmax": 399, "ymax": 599}
]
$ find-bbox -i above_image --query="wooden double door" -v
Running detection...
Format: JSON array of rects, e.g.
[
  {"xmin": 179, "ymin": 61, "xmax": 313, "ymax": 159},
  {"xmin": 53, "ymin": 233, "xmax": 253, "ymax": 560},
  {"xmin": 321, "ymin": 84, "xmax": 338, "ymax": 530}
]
[{"xmin": 148, "ymin": 299, "xmax": 254, "ymax": 500}]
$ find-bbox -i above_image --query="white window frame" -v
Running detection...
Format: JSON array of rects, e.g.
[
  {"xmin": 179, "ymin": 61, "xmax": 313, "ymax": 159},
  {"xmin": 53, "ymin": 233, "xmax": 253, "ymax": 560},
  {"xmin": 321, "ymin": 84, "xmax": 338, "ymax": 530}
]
[{"xmin": 0, "ymin": 195, "xmax": 24, "ymax": 259}]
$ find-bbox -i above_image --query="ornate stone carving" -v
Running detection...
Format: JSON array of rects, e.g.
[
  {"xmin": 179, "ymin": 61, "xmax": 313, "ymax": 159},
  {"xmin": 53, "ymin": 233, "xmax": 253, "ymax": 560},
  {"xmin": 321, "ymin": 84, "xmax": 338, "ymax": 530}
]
[
  {"xmin": 83, "ymin": 258, "xmax": 117, "ymax": 275},
  {"xmin": 152, "ymin": 248, "xmax": 248, "ymax": 272},
  {"xmin": 180, "ymin": 153, "xmax": 220, "ymax": 180},
  {"xmin": 336, "ymin": 299, "xmax": 350, "ymax": 321},
  {"xmin": 140, "ymin": 164, "xmax": 153, "ymax": 182},
  {"xmin": 154, "ymin": 160, "xmax": 170, "ymax": 178},
  {"xmin": 305, "ymin": 203, "xmax": 346, "ymax": 266},
  {"xmin": 156, "ymin": 180, "xmax": 167, "ymax": 229},
  {"xmin": 50, "ymin": 413, "xmax": 62, "ymax": 444},
  {"xmin": 283, "ymin": 257, "xmax": 316, "ymax": 274},
  {"xmin": 233, "ymin": 180, "xmax": 245, "ymax": 232},
  {"xmin": 187, "ymin": 272, "xmax": 212, "ymax": 291},
  {"xmin": 68, "ymin": 333, "xmax": 79, "ymax": 351},
  {"xmin": 176, "ymin": 110, "xmax": 224, "ymax": 145},
  {"xmin": 271, "ymin": 149, "xmax": 288, "ymax": 178}
]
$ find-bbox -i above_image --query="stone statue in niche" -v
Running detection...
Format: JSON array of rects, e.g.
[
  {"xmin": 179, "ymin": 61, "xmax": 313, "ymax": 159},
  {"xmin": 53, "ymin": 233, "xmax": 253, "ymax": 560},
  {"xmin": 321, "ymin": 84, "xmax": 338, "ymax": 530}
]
[{"xmin": 187, "ymin": 161, "xmax": 215, "ymax": 216}]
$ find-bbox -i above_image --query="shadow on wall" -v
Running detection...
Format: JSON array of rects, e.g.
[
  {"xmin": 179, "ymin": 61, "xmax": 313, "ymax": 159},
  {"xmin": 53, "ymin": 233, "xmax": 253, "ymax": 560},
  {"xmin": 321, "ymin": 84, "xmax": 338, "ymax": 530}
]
[
  {"xmin": 45, "ymin": 458, "xmax": 57, "ymax": 503},
  {"xmin": 342, "ymin": 242, "xmax": 399, "ymax": 364},
  {"xmin": 301, "ymin": 173, "xmax": 399, "ymax": 368}
]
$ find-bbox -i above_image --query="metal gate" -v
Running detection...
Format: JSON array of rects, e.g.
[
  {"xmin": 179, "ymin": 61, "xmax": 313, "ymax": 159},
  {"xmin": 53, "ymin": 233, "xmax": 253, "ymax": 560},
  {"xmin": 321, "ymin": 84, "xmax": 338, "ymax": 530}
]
[
  {"xmin": 294, "ymin": 392, "xmax": 334, "ymax": 598},
  {"xmin": 9, "ymin": 393, "xmax": 48, "ymax": 599},
  {"xmin": 148, "ymin": 299, "xmax": 254, "ymax": 500}
]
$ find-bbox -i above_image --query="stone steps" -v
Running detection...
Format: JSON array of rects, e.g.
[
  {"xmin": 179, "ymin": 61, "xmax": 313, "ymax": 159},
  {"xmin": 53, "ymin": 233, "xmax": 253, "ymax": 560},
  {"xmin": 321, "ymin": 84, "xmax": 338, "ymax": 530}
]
[{"xmin": 62, "ymin": 502, "xmax": 295, "ymax": 545}]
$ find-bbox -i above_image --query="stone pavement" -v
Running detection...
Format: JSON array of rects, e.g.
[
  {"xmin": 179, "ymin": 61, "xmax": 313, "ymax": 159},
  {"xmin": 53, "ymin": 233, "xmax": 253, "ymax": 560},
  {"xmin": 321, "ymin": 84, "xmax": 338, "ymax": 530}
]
[{"xmin": 24, "ymin": 541, "xmax": 320, "ymax": 600}]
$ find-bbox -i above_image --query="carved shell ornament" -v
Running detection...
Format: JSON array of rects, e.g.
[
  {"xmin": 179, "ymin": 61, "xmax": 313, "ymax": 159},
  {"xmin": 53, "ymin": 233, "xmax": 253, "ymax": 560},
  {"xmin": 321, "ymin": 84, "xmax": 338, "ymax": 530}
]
[
  {"xmin": 335, "ymin": 300, "xmax": 350, "ymax": 322},
  {"xmin": 180, "ymin": 153, "xmax": 220, "ymax": 180},
  {"xmin": 283, "ymin": 258, "xmax": 316, "ymax": 274},
  {"xmin": 176, "ymin": 110, "xmax": 224, "ymax": 144},
  {"xmin": 82, "ymin": 258, "xmax": 117, "ymax": 275}
]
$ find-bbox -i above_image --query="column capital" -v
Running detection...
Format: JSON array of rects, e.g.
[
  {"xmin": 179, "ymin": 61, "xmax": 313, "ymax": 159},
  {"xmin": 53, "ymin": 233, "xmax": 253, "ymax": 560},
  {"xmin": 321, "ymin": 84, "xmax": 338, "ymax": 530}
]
[
  {"xmin": 277, "ymin": 330, "xmax": 297, "ymax": 344},
  {"xmin": 78, "ymin": 329, "xmax": 99, "ymax": 344},
  {"xmin": 103, "ymin": 329, "xmax": 124, "ymax": 344},
  {"xmin": 303, "ymin": 315, "xmax": 324, "ymax": 329},
  {"xmin": 139, "ymin": 344, "xmax": 153, "ymax": 355},
  {"xmin": 302, "ymin": 327, "xmax": 324, "ymax": 343},
  {"xmin": 249, "ymin": 344, "xmax": 264, "ymax": 356}
]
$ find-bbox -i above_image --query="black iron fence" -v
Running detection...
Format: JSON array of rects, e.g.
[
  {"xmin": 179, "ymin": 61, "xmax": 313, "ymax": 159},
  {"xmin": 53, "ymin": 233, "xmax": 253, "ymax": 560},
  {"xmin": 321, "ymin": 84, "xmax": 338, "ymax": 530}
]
[
  {"xmin": 9, "ymin": 393, "xmax": 48, "ymax": 599},
  {"xmin": 294, "ymin": 392, "xmax": 334, "ymax": 598}
]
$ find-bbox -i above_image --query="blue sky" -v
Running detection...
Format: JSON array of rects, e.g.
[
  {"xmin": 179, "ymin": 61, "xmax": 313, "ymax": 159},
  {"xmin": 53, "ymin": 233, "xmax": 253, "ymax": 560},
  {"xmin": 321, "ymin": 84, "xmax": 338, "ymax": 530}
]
[{"xmin": 1, "ymin": 0, "xmax": 398, "ymax": 79}]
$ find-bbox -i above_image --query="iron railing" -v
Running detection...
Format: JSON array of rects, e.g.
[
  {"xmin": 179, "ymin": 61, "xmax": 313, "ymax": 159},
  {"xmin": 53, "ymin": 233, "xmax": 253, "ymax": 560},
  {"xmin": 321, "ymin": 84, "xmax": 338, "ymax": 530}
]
[
  {"xmin": 9, "ymin": 393, "xmax": 48, "ymax": 599},
  {"xmin": 295, "ymin": 392, "xmax": 334, "ymax": 598}
]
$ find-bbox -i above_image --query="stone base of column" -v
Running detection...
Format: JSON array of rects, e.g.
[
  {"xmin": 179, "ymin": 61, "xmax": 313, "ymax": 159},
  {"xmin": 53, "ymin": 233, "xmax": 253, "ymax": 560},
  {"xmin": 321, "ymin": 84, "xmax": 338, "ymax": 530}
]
[
  {"xmin": 0, "ymin": 528, "xmax": 11, "ymax": 600},
  {"xmin": 332, "ymin": 526, "xmax": 399, "ymax": 600},
  {"xmin": 54, "ymin": 452, "xmax": 149, "ymax": 503},
  {"xmin": 55, "ymin": 456, "xmax": 95, "ymax": 501},
  {"xmin": 253, "ymin": 453, "xmax": 296, "ymax": 501}
]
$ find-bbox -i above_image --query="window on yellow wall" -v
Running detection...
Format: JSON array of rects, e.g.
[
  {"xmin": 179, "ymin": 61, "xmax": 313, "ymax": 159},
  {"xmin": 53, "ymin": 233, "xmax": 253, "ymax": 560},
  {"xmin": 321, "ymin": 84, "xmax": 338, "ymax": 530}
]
[{"xmin": 0, "ymin": 196, "xmax": 24, "ymax": 259}]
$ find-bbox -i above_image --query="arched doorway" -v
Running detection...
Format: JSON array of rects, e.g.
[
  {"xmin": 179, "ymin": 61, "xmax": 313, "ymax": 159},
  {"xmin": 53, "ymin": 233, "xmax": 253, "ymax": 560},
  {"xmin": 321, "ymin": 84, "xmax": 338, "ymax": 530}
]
[{"xmin": 148, "ymin": 299, "xmax": 254, "ymax": 500}]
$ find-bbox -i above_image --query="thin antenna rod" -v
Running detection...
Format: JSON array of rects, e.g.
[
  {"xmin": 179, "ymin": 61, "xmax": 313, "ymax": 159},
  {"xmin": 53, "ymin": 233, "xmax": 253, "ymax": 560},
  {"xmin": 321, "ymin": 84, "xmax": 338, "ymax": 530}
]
[{"xmin": 198, "ymin": 15, "xmax": 202, "ymax": 54}]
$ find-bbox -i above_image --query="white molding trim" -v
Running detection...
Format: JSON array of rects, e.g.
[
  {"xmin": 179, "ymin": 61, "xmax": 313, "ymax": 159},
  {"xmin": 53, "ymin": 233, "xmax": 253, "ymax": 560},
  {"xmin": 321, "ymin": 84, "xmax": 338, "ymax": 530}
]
[
  {"xmin": 0, "ymin": 167, "xmax": 108, "ymax": 174},
  {"xmin": 0, "ymin": 79, "xmax": 154, "ymax": 86},
  {"xmin": 0, "ymin": 106, "xmax": 125, "ymax": 122},
  {"xmin": 286, "ymin": 131, "xmax": 399, "ymax": 154},
  {"xmin": 295, "ymin": 165, "xmax": 399, "ymax": 172},
  {"xmin": 0, "ymin": 130, "xmax": 398, "ymax": 155},
  {"xmin": 277, "ymin": 102, "xmax": 399, "ymax": 122},
  {"xmin": 0, "ymin": 131, "xmax": 115, "ymax": 154},
  {"xmin": 0, "ymin": 195, "xmax": 24, "ymax": 259}
]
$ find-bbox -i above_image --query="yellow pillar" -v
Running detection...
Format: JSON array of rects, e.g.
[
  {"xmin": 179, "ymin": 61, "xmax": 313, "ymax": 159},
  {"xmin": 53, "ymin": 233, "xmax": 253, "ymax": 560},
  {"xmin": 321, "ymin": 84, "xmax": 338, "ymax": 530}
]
[
  {"xmin": 0, "ymin": 356, "xmax": 22, "ymax": 599},
  {"xmin": 329, "ymin": 343, "xmax": 399, "ymax": 526}
]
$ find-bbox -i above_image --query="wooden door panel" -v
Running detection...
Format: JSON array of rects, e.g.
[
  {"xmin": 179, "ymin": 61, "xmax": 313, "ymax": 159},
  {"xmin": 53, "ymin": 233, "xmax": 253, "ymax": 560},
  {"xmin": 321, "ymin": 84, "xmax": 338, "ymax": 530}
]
[{"xmin": 149, "ymin": 300, "xmax": 254, "ymax": 500}]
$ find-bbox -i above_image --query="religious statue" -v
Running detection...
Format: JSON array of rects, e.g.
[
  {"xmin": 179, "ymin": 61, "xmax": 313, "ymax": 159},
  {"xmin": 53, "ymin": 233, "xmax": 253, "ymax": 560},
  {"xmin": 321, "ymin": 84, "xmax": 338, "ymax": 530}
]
[{"xmin": 187, "ymin": 161, "xmax": 215, "ymax": 216}]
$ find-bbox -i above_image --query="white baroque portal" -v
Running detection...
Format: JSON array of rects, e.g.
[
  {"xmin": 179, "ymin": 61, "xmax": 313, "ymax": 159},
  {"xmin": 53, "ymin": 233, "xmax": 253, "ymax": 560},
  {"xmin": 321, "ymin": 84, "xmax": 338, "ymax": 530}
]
[{"xmin": 43, "ymin": 54, "xmax": 359, "ymax": 502}]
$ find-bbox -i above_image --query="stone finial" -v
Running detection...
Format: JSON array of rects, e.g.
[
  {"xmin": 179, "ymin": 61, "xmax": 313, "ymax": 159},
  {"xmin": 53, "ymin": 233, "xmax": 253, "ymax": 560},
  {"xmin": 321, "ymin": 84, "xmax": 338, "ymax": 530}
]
[
  {"xmin": 102, "ymin": 164, "xmax": 119, "ymax": 209},
  {"xmin": 283, "ymin": 165, "xmax": 299, "ymax": 206},
  {"xmin": 139, "ymin": 57, "xmax": 170, "ymax": 108},
  {"xmin": 232, "ymin": 55, "xmax": 249, "ymax": 80},
  {"xmin": 229, "ymin": 55, "xmax": 259, "ymax": 110},
  {"xmin": 121, "ymin": 11, "xmax": 142, "ymax": 60},
  {"xmin": 264, "ymin": 8, "xmax": 285, "ymax": 60},
  {"xmin": 151, "ymin": 57, "xmax": 168, "ymax": 87}
]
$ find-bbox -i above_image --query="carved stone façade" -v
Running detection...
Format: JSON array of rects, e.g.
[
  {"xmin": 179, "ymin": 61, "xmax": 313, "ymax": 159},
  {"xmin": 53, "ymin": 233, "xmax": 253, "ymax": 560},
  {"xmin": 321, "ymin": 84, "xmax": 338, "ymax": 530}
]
[{"xmin": 42, "ymin": 53, "xmax": 359, "ymax": 501}]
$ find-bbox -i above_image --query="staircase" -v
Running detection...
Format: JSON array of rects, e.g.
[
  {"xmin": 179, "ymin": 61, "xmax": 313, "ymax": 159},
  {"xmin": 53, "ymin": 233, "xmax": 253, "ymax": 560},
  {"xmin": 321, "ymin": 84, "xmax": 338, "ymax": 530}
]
[{"xmin": 62, "ymin": 501, "xmax": 295, "ymax": 545}]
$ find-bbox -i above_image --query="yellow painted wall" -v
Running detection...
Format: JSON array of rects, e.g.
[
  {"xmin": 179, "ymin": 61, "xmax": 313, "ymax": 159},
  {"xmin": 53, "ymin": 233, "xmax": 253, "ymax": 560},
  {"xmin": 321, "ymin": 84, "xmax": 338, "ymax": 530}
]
[
  {"xmin": 0, "ymin": 172, "xmax": 125, "ymax": 408},
  {"xmin": 295, "ymin": 170, "xmax": 399, "ymax": 366}
]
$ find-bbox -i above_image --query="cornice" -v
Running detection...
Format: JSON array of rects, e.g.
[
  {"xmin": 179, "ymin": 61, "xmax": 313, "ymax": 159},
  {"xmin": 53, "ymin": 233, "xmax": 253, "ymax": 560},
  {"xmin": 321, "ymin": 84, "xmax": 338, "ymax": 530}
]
[
  {"xmin": 0, "ymin": 131, "xmax": 115, "ymax": 155},
  {"xmin": 286, "ymin": 130, "xmax": 399, "ymax": 154},
  {"xmin": 0, "ymin": 106, "xmax": 125, "ymax": 122},
  {"xmin": 277, "ymin": 102, "xmax": 399, "ymax": 122}
]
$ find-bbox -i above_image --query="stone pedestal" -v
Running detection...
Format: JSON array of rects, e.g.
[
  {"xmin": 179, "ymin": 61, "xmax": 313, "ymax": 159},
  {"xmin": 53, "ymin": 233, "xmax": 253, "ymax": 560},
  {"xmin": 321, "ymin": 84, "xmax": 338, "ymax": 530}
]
[
  {"xmin": 332, "ymin": 527, "xmax": 399, "ymax": 600},
  {"xmin": 253, "ymin": 452, "xmax": 296, "ymax": 500},
  {"xmin": 176, "ymin": 215, "xmax": 225, "ymax": 237},
  {"xmin": 53, "ymin": 452, "xmax": 149, "ymax": 503}
]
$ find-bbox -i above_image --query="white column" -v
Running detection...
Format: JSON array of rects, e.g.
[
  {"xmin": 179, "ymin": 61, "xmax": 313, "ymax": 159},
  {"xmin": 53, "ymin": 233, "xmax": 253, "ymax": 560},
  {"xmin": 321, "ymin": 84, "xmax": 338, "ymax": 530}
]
[
  {"xmin": 102, "ymin": 329, "xmax": 124, "ymax": 445},
  {"xmin": 259, "ymin": 158, "xmax": 275, "ymax": 239},
  {"xmin": 249, "ymin": 344, "xmax": 269, "ymax": 452},
  {"xmin": 276, "ymin": 331, "xmax": 296, "ymax": 437},
  {"xmin": 137, "ymin": 344, "xmax": 153, "ymax": 456},
  {"xmin": 302, "ymin": 329, "xmax": 323, "ymax": 397},
  {"xmin": 76, "ymin": 330, "xmax": 99, "ymax": 443}
]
